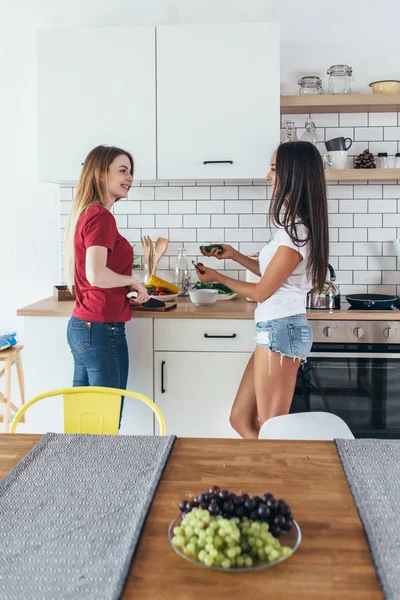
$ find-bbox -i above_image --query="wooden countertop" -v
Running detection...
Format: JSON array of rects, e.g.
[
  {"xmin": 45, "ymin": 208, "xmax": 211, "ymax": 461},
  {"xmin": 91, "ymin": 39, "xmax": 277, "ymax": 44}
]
[
  {"xmin": 17, "ymin": 296, "xmax": 400, "ymax": 320},
  {"xmin": 1, "ymin": 435, "xmax": 382, "ymax": 600}
]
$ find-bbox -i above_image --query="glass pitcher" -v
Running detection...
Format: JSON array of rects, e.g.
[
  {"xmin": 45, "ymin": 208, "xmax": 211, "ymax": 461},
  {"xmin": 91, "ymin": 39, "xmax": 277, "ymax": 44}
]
[{"xmin": 173, "ymin": 248, "xmax": 191, "ymax": 296}]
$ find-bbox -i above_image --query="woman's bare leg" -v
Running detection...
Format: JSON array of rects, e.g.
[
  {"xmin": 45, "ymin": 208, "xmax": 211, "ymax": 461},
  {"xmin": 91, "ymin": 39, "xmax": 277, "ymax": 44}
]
[{"xmin": 229, "ymin": 353, "xmax": 260, "ymax": 439}]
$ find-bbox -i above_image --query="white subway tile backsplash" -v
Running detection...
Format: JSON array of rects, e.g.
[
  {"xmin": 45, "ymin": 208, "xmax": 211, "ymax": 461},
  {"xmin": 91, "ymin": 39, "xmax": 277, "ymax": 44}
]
[
  {"xmin": 225, "ymin": 200, "xmax": 252, "ymax": 213},
  {"xmin": 211, "ymin": 214, "xmax": 238, "ymax": 228},
  {"xmin": 339, "ymin": 228, "xmax": 367, "ymax": 242},
  {"xmin": 197, "ymin": 201, "xmax": 224, "ymax": 214},
  {"xmin": 240, "ymin": 214, "xmax": 267, "ymax": 228},
  {"xmin": 183, "ymin": 187, "xmax": 210, "ymax": 200},
  {"xmin": 114, "ymin": 201, "xmax": 141, "ymax": 215},
  {"xmin": 384, "ymin": 127, "xmax": 400, "ymax": 141},
  {"xmin": 239, "ymin": 186, "xmax": 267, "ymax": 200},
  {"xmin": 340, "ymin": 113, "xmax": 368, "ymax": 127},
  {"xmin": 354, "ymin": 214, "xmax": 382, "ymax": 228},
  {"xmin": 128, "ymin": 187, "xmax": 154, "ymax": 201},
  {"xmin": 339, "ymin": 199, "xmax": 367, "ymax": 213},
  {"xmin": 169, "ymin": 200, "xmax": 196, "ymax": 214},
  {"xmin": 355, "ymin": 127, "xmax": 383, "ymax": 141},
  {"xmin": 142, "ymin": 201, "xmax": 168, "ymax": 214},
  {"xmin": 354, "ymin": 271, "xmax": 382, "ymax": 285},
  {"xmin": 354, "ymin": 242, "xmax": 382, "ymax": 256},
  {"xmin": 369, "ymin": 112, "xmax": 398, "ymax": 126},
  {"xmin": 155, "ymin": 187, "xmax": 182, "ymax": 200},
  {"xmin": 383, "ymin": 185, "xmax": 400, "ymax": 198},
  {"xmin": 156, "ymin": 215, "xmax": 183, "ymax": 228},
  {"xmin": 329, "ymin": 214, "xmax": 353, "ymax": 227},
  {"xmin": 185, "ymin": 215, "xmax": 212, "ymax": 228},
  {"xmin": 368, "ymin": 256, "xmax": 397, "ymax": 270},
  {"xmin": 211, "ymin": 186, "xmax": 238, "ymax": 200},
  {"xmin": 368, "ymin": 228, "xmax": 397, "ymax": 242},
  {"xmin": 369, "ymin": 199, "xmax": 397, "ymax": 213},
  {"xmin": 225, "ymin": 229, "xmax": 253, "ymax": 242},
  {"xmin": 58, "ymin": 114, "xmax": 400, "ymax": 288},
  {"xmin": 128, "ymin": 215, "xmax": 154, "ymax": 228}
]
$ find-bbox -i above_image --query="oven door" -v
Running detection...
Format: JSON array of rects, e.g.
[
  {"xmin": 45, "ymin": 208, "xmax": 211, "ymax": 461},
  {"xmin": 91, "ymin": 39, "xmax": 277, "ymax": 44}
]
[{"xmin": 293, "ymin": 344, "xmax": 400, "ymax": 438}]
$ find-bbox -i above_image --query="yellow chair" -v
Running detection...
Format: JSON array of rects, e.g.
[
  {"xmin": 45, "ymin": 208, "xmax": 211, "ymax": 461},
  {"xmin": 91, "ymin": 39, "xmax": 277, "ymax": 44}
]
[{"xmin": 10, "ymin": 386, "xmax": 166, "ymax": 435}]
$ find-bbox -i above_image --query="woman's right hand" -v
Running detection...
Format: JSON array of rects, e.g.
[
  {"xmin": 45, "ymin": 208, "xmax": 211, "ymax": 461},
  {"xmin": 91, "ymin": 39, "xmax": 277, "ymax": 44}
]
[
  {"xmin": 128, "ymin": 280, "xmax": 150, "ymax": 304},
  {"xmin": 201, "ymin": 244, "xmax": 237, "ymax": 261}
]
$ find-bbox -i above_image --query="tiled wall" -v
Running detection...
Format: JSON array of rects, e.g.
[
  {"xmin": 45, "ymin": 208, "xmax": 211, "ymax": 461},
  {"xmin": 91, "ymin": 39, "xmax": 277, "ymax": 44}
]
[{"xmin": 59, "ymin": 112, "xmax": 400, "ymax": 294}]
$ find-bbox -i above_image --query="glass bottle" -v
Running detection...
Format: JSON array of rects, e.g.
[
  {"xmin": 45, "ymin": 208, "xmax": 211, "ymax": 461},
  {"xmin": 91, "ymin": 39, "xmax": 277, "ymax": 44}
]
[
  {"xmin": 281, "ymin": 121, "xmax": 298, "ymax": 143},
  {"xmin": 298, "ymin": 76, "xmax": 324, "ymax": 95},
  {"xmin": 377, "ymin": 152, "xmax": 389, "ymax": 168},
  {"xmin": 327, "ymin": 65, "xmax": 353, "ymax": 94},
  {"xmin": 301, "ymin": 117, "xmax": 319, "ymax": 149},
  {"xmin": 173, "ymin": 248, "xmax": 191, "ymax": 296},
  {"xmin": 394, "ymin": 152, "xmax": 400, "ymax": 169}
]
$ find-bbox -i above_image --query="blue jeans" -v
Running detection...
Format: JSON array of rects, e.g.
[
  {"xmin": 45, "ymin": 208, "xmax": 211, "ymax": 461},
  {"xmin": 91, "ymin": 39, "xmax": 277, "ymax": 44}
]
[
  {"xmin": 255, "ymin": 314, "xmax": 313, "ymax": 362},
  {"xmin": 67, "ymin": 317, "xmax": 129, "ymax": 423}
]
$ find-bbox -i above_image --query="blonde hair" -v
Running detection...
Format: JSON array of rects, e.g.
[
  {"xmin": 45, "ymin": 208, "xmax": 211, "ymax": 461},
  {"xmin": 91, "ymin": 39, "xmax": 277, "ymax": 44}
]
[{"xmin": 64, "ymin": 145, "xmax": 134, "ymax": 290}]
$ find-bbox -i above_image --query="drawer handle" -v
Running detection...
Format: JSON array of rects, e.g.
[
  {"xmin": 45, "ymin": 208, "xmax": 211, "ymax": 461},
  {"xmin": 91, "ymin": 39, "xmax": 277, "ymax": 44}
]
[
  {"xmin": 161, "ymin": 360, "xmax": 166, "ymax": 394},
  {"xmin": 203, "ymin": 160, "xmax": 233, "ymax": 165},
  {"xmin": 204, "ymin": 333, "xmax": 237, "ymax": 339}
]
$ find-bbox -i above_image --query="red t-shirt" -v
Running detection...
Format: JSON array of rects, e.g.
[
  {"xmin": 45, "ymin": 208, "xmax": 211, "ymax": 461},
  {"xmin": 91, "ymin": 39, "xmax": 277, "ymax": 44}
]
[{"xmin": 72, "ymin": 205, "xmax": 133, "ymax": 323}]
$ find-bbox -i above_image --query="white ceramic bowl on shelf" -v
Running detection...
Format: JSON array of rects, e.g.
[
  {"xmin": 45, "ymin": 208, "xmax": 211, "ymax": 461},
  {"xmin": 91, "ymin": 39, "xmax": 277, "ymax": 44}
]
[{"xmin": 189, "ymin": 289, "xmax": 218, "ymax": 306}]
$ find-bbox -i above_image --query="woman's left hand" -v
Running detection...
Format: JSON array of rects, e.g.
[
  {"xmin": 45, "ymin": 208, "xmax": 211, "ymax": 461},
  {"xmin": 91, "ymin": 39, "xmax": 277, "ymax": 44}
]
[{"xmin": 196, "ymin": 264, "xmax": 219, "ymax": 283}]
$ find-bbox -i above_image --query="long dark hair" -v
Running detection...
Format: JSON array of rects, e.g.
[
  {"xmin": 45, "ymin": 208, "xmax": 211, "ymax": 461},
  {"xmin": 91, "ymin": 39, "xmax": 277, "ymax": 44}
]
[{"xmin": 269, "ymin": 141, "xmax": 329, "ymax": 292}]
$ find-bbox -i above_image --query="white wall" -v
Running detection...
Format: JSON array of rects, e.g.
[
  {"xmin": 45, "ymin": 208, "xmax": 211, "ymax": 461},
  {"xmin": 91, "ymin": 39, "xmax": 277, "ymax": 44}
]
[{"xmin": 1, "ymin": 0, "xmax": 400, "ymax": 335}]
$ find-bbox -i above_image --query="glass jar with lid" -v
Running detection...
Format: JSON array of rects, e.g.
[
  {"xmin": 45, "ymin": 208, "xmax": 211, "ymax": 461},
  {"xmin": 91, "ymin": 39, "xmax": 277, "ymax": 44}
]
[
  {"xmin": 327, "ymin": 65, "xmax": 353, "ymax": 94},
  {"xmin": 298, "ymin": 76, "xmax": 324, "ymax": 95},
  {"xmin": 377, "ymin": 152, "xmax": 389, "ymax": 169}
]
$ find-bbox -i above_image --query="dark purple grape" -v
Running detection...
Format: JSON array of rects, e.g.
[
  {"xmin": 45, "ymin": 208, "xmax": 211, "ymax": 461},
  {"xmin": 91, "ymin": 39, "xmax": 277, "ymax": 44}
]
[
  {"xmin": 253, "ymin": 496, "xmax": 261, "ymax": 505},
  {"xmin": 262, "ymin": 493, "xmax": 274, "ymax": 504},
  {"xmin": 179, "ymin": 500, "xmax": 188, "ymax": 512},
  {"xmin": 208, "ymin": 485, "xmax": 220, "ymax": 495},
  {"xmin": 258, "ymin": 503, "xmax": 270, "ymax": 520},
  {"xmin": 186, "ymin": 501, "xmax": 195, "ymax": 512},
  {"xmin": 268, "ymin": 500, "xmax": 279, "ymax": 514},
  {"xmin": 274, "ymin": 514, "xmax": 286, "ymax": 528},
  {"xmin": 227, "ymin": 493, "xmax": 236, "ymax": 501},
  {"xmin": 250, "ymin": 510, "xmax": 259, "ymax": 521},
  {"xmin": 242, "ymin": 493, "xmax": 249, "ymax": 501},
  {"xmin": 282, "ymin": 518, "xmax": 293, "ymax": 532},
  {"xmin": 196, "ymin": 494, "xmax": 205, "ymax": 504},
  {"xmin": 218, "ymin": 490, "xmax": 230, "ymax": 501},
  {"xmin": 233, "ymin": 495, "xmax": 245, "ymax": 506},
  {"xmin": 270, "ymin": 525, "xmax": 281, "ymax": 538},
  {"xmin": 199, "ymin": 502, "xmax": 209, "ymax": 510},
  {"xmin": 244, "ymin": 498, "xmax": 257, "ymax": 512},
  {"xmin": 235, "ymin": 506, "xmax": 246, "ymax": 519},
  {"xmin": 192, "ymin": 498, "xmax": 200, "ymax": 507},
  {"xmin": 223, "ymin": 500, "xmax": 234, "ymax": 515},
  {"xmin": 208, "ymin": 502, "xmax": 220, "ymax": 516},
  {"xmin": 202, "ymin": 493, "xmax": 210, "ymax": 502}
]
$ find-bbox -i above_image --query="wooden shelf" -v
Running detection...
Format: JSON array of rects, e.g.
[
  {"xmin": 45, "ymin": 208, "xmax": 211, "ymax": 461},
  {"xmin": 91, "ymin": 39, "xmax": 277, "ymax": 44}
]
[
  {"xmin": 281, "ymin": 93, "xmax": 400, "ymax": 114},
  {"xmin": 325, "ymin": 168, "xmax": 400, "ymax": 181}
]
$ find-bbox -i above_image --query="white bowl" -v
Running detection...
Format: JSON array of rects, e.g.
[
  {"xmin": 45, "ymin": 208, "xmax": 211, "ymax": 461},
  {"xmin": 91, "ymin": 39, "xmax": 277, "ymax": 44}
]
[{"xmin": 189, "ymin": 289, "xmax": 219, "ymax": 306}]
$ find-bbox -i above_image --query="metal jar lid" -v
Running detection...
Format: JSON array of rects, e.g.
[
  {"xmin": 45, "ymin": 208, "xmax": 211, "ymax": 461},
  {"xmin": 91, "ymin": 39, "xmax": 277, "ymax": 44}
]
[
  {"xmin": 298, "ymin": 76, "xmax": 323, "ymax": 87},
  {"xmin": 327, "ymin": 64, "xmax": 353, "ymax": 76}
]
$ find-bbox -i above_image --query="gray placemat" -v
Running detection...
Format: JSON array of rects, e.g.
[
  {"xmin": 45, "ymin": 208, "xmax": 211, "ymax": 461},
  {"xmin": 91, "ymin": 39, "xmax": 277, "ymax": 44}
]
[
  {"xmin": 336, "ymin": 438, "xmax": 400, "ymax": 600},
  {"xmin": 0, "ymin": 433, "xmax": 176, "ymax": 600}
]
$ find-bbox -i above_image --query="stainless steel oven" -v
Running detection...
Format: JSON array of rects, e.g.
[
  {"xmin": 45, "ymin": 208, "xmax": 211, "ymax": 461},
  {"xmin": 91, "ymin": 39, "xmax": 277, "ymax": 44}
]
[{"xmin": 292, "ymin": 320, "xmax": 400, "ymax": 438}]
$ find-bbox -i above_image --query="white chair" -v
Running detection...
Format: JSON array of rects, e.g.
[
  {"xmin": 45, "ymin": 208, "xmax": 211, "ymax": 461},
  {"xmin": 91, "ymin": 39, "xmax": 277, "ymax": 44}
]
[{"xmin": 258, "ymin": 412, "xmax": 354, "ymax": 440}]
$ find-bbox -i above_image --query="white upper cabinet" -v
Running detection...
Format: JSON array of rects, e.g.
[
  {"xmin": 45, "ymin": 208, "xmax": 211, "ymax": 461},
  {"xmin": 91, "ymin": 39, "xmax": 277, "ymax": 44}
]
[
  {"xmin": 37, "ymin": 27, "xmax": 156, "ymax": 182},
  {"xmin": 156, "ymin": 23, "xmax": 280, "ymax": 180}
]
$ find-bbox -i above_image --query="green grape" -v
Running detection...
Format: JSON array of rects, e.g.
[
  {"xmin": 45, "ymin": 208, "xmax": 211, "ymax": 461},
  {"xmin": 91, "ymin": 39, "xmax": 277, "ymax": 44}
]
[
  {"xmin": 221, "ymin": 559, "xmax": 231, "ymax": 569},
  {"xmin": 204, "ymin": 555, "xmax": 214, "ymax": 567}
]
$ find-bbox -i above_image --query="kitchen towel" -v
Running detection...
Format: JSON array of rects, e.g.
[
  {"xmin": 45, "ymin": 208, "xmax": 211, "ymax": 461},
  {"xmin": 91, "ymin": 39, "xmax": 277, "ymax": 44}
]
[
  {"xmin": 336, "ymin": 438, "xmax": 400, "ymax": 600},
  {"xmin": 0, "ymin": 432, "xmax": 176, "ymax": 600}
]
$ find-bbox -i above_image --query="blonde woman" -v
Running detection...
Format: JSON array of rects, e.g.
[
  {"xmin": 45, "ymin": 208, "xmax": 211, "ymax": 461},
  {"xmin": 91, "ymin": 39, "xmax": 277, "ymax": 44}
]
[{"xmin": 64, "ymin": 145, "xmax": 149, "ymax": 403}]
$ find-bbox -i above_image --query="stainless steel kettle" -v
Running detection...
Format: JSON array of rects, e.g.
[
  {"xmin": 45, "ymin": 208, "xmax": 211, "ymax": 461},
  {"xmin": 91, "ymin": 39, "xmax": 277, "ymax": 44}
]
[{"xmin": 306, "ymin": 264, "xmax": 340, "ymax": 310}]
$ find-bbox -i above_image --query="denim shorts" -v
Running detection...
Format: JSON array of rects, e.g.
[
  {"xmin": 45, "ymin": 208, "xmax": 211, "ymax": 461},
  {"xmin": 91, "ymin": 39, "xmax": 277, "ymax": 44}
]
[{"xmin": 255, "ymin": 314, "xmax": 313, "ymax": 362}]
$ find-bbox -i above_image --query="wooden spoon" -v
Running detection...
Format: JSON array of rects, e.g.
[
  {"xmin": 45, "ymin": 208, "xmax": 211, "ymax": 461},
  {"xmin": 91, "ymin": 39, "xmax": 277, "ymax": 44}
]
[
  {"xmin": 151, "ymin": 237, "xmax": 168, "ymax": 276},
  {"xmin": 140, "ymin": 235, "xmax": 151, "ymax": 273},
  {"xmin": 145, "ymin": 235, "xmax": 154, "ymax": 276}
]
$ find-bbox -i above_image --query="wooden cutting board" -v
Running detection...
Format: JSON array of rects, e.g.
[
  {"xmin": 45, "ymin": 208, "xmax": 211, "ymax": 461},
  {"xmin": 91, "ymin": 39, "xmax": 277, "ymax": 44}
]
[{"xmin": 131, "ymin": 302, "xmax": 177, "ymax": 312}]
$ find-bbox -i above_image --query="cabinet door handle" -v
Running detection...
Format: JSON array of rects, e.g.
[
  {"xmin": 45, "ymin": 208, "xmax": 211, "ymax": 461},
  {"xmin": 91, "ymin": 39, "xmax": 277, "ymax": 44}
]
[
  {"xmin": 203, "ymin": 160, "xmax": 233, "ymax": 165},
  {"xmin": 161, "ymin": 360, "xmax": 166, "ymax": 394},
  {"xmin": 204, "ymin": 333, "xmax": 237, "ymax": 339}
]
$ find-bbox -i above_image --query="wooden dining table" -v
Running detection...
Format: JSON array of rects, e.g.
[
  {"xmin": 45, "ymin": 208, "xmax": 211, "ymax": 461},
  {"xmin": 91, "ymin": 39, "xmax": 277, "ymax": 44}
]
[{"xmin": 0, "ymin": 434, "xmax": 383, "ymax": 600}]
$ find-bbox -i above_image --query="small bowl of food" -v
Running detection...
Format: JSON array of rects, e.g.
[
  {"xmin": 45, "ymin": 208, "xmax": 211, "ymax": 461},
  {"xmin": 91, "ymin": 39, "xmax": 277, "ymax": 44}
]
[
  {"xmin": 369, "ymin": 80, "xmax": 400, "ymax": 94},
  {"xmin": 189, "ymin": 289, "xmax": 219, "ymax": 306}
]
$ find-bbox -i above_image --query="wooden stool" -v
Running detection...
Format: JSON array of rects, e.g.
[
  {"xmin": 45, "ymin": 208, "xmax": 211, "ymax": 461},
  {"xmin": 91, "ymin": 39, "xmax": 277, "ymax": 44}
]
[{"xmin": 0, "ymin": 345, "xmax": 25, "ymax": 433}]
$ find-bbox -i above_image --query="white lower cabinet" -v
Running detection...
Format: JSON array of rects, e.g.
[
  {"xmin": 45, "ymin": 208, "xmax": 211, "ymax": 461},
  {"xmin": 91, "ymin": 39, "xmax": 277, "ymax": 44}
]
[{"xmin": 154, "ymin": 351, "xmax": 252, "ymax": 437}]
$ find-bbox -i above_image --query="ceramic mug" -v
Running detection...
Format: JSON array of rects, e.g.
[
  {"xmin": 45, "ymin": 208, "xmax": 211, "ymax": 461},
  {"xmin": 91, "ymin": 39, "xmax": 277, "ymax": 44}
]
[
  {"xmin": 325, "ymin": 137, "xmax": 353, "ymax": 152},
  {"xmin": 324, "ymin": 150, "xmax": 348, "ymax": 170}
]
